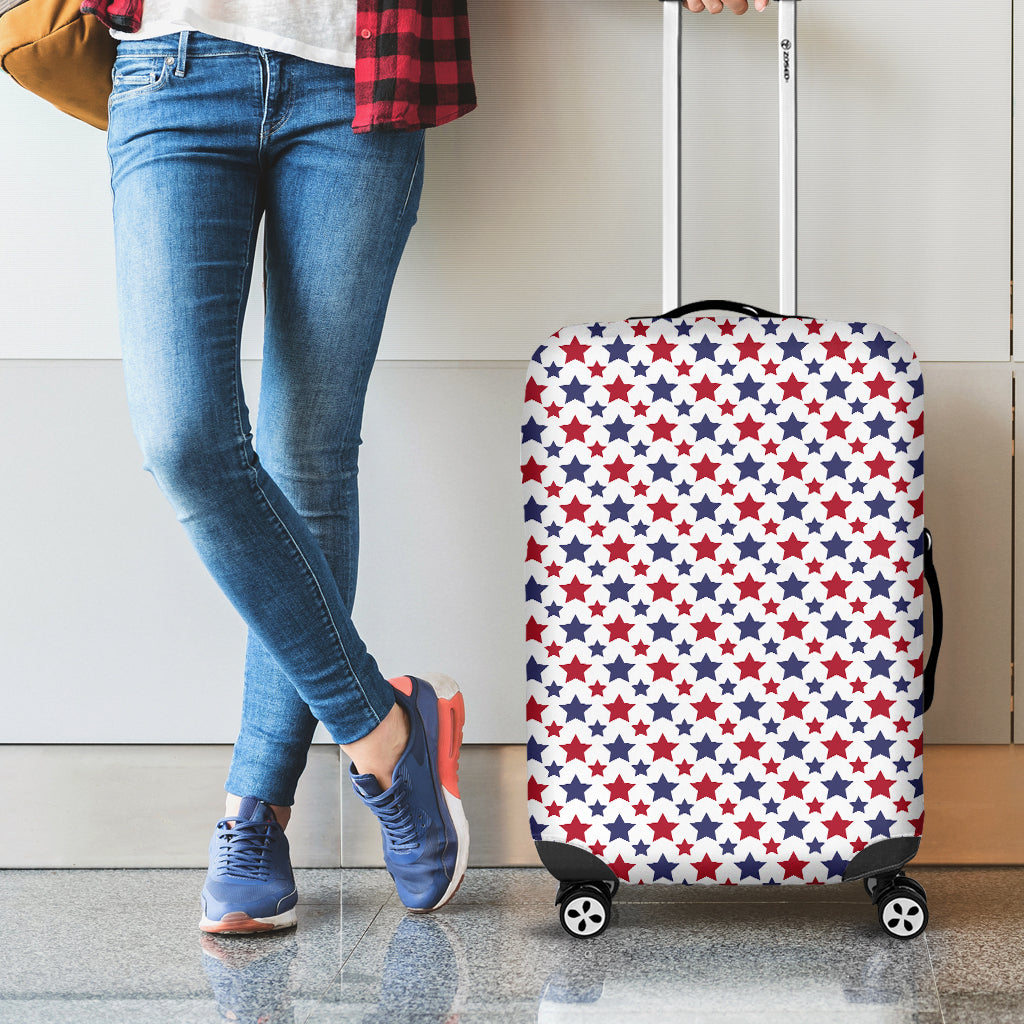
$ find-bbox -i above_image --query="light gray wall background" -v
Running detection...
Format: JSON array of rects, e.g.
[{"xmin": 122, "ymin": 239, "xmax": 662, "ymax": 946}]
[{"xmin": 0, "ymin": 0, "xmax": 1018, "ymax": 865}]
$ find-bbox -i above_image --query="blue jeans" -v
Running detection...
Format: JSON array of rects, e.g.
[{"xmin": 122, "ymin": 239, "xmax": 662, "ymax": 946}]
[{"xmin": 107, "ymin": 31, "xmax": 425, "ymax": 805}]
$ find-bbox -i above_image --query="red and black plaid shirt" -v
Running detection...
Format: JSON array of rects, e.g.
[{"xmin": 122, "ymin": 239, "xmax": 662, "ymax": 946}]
[{"xmin": 79, "ymin": 0, "xmax": 476, "ymax": 133}]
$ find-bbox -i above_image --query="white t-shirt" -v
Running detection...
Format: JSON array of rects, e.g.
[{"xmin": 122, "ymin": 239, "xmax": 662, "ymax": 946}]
[{"xmin": 110, "ymin": 1, "xmax": 358, "ymax": 69}]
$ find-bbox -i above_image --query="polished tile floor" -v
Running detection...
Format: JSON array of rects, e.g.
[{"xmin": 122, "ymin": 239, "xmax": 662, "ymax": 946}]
[{"xmin": 0, "ymin": 867, "xmax": 1021, "ymax": 1023}]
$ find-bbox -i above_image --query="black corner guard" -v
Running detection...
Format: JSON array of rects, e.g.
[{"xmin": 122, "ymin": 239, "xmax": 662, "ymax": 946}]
[
  {"xmin": 535, "ymin": 841, "xmax": 619, "ymax": 885},
  {"xmin": 842, "ymin": 837, "xmax": 922, "ymax": 883}
]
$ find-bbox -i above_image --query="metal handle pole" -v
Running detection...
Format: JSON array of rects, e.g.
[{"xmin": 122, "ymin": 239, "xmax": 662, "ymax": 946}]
[
  {"xmin": 778, "ymin": 0, "xmax": 798, "ymax": 316},
  {"xmin": 662, "ymin": 1, "xmax": 682, "ymax": 313}
]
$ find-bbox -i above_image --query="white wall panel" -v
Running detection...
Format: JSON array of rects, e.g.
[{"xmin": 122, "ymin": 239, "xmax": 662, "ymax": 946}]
[
  {"xmin": 378, "ymin": 0, "xmax": 663, "ymax": 360},
  {"xmin": 920, "ymin": 362, "xmax": 1012, "ymax": 744},
  {"xmin": 676, "ymin": 2, "xmax": 1009, "ymax": 362},
  {"xmin": 0, "ymin": 361, "xmax": 248, "ymax": 742}
]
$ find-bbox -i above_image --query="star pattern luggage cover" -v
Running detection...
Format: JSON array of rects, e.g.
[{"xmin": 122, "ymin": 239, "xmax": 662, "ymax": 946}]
[{"xmin": 523, "ymin": 312, "xmax": 925, "ymax": 886}]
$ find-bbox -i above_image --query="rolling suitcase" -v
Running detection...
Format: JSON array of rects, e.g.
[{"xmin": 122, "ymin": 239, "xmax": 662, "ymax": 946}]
[{"xmin": 522, "ymin": 1, "xmax": 942, "ymax": 939}]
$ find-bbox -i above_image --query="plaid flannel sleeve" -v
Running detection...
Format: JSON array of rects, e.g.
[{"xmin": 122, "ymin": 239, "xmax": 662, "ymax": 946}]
[
  {"xmin": 353, "ymin": 0, "xmax": 476, "ymax": 134},
  {"xmin": 79, "ymin": 0, "xmax": 143, "ymax": 32}
]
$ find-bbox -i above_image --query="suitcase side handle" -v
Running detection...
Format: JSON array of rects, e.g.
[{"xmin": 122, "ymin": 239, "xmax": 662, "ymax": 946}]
[{"xmin": 923, "ymin": 528, "xmax": 942, "ymax": 714}]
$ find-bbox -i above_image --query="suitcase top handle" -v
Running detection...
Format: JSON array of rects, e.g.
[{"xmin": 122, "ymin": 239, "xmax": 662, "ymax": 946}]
[{"xmin": 648, "ymin": 299, "xmax": 790, "ymax": 321}]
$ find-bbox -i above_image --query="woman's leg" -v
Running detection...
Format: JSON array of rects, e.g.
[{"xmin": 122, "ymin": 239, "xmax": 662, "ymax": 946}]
[{"xmin": 108, "ymin": 35, "xmax": 398, "ymax": 776}]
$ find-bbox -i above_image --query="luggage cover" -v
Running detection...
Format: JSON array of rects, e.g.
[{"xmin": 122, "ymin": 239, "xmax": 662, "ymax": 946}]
[{"xmin": 523, "ymin": 312, "xmax": 925, "ymax": 886}]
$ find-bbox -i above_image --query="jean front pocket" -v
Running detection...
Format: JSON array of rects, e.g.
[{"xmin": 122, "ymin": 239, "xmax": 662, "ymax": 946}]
[{"xmin": 109, "ymin": 54, "xmax": 174, "ymax": 104}]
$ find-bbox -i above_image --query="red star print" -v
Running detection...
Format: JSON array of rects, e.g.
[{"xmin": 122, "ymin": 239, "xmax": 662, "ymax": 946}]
[
  {"xmin": 822, "ymin": 412, "xmax": 851, "ymax": 439},
  {"xmin": 778, "ymin": 693, "xmax": 809, "ymax": 719},
  {"xmin": 692, "ymin": 773, "xmax": 721, "ymax": 800},
  {"xmin": 735, "ymin": 493, "xmax": 765, "ymax": 520},
  {"xmin": 821, "ymin": 651, "xmax": 853, "ymax": 678},
  {"xmin": 649, "ymin": 734, "xmax": 679, "ymax": 760},
  {"xmin": 649, "ymin": 575, "xmax": 678, "ymax": 602},
  {"xmin": 778, "ymin": 374, "xmax": 806, "ymax": 400},
  {"xmin": 648, "ymin": 415, "xmax": 677, "ymax": 441},
  {"xmin": 778, "ymin": 453, "xmax": 808, "ymax": 479},
  {"xmin": 603, "ymin": 535, "xmax": 635, "ymax": 561},
  {"xmin": 822, "ymin": 333, "xmax": 847, "ymax": 359},
  {"xmin": 647, "ymin": 336, "xmax": 676, "ymax": 361},
  {"xmin": 821, "ymin": 492, "xmax": 852, "ymax": 518},
  {"xmin": 693, "ymin": 853, "xmax": 723, "ymax": 881},
  {"xmin": 560, "ymin": 736, "xmax": 590, "ymax": 762},
  {"xmin": 865, "ymin": 372, "xmax": 893, "ymax": 398},
  {"xmin": 736, "ymin": 652, "xmax": 766, "ymax": 680},
  {"xmin": 650, "ymin": 655, "xmax": 679, "ymax": 680},
  {"xmin": 822, "ymin": 813, "xmax": 853, "ymax": 839},
  {"xmin": 604, "ymin": 775, "xmax": 633, "ymax": 802},
  {"xmin": 560, "ymin": 576, "xmax": 591, "ymax": 603},
  {"xmin": 735, "ymin": 414, "xmax": 763, "ymax": 440},
  {"xmin": 525, "ymin": 377, "xmax": 547, "ymax": 404},
  {"xmin": 865, "ymin": 611, "xmax": 896, "ymax": 638},
  {"xmin": 692, "ymin": 374, "xmax": 719, "ymax": 401},
  {"xmin": 866, "ymin": 451, "xmax": 895, "ymax": 479},
  {"xmin": 734, "ymin": 334, "xmax": 760, "ymax": 360},
  {"xmin": 821, "ymin": 732, "xmax": 852, "ymax": 759},
  {"xmin": 526, "ymin": 617, "xmax": 546, "ymax": 643},
  {"xmin": 778, "ymin": 773, "xmax": 808, "ymax": 799},
  {"xmin": 649, "ymin": 814, "xmax": 678, "ymax": 841},
  {"xmin": 604, "ymin": 695, "xmax": 635, "ymax": 721},
  {"xmin": 735, "ymin": 733, "xmax": 766, "ymax": 760},
  {"xmin": 692, "ymin": 694, "xmax": 722, "ymax": 720},
  {"xmin": 559, "ymin": 336, "xmax": 588, "ymax": 362},
  {"xmin": 691, "ymin": 534, "xmax": 721, "ymax": 560},
  {"xmin": 603, "ymin": 376, "xmax": 633, "ymax": 403},
  {"xmin": 649, "ymin": 495, "xmax": 679, "ymax": 521},
  {"xmin": 867, "ymin": 772, "xmax": 895, "ymax": 798},
  {"xmin": 692, "ymin": 454, "xmax": 720, "ymax": 480},
  {"xmin": 736, "ymin": 813, "xmax": 766, "ymax": 840},
  {"xmin": 608, "ymin": 854, "xmax": 636, "ymax": 880},
  {"xmin": 560, "ymin": 496, "xmax": 590, "ymax": 522},
  {"xmin": 561, "ymin": 656, "xmax": 590, "ymax": 682},
  {"xmin": 604, "ymin": 455, "xmax": 633, "ymax": 481},
  {"xmin": 866, "ymin": 692, "xmax": 896, "ymax": 718},
  {"xmin": 562, "ymin": 815, "xmax": 589, "ymax": 842},
  {"xmin": 779, "ymin": 851, "xmax": 810, "ymax": 880}
]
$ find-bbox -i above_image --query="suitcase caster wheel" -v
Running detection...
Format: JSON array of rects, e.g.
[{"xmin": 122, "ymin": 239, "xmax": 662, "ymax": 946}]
[
  {"xmin": 867, "ymin": 873, "xmax": 927, "ymax": 903},
  {"xmin": 558, "ymin": 884, "xmax": 611, "ymax": 939},
  {"xmin": 877, "ymin": 886, "xmax": 929, "ymax": 939}
]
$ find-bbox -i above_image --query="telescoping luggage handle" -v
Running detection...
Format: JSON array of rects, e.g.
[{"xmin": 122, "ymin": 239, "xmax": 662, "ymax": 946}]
[{"xmin": 661, "ymin": 0, "xmax": 799, "ymax": 317}]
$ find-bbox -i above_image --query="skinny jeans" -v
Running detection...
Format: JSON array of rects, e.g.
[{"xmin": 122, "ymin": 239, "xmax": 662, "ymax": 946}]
[{"xmin": 107, "ymin": 30, "xmax": 424, "ymax": 805}]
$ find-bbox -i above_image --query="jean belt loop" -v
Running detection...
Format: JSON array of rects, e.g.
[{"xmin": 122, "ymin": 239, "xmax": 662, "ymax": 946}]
[{"xmin": 174, "ymin": 30, "xmax": 189, "ymax": 77}]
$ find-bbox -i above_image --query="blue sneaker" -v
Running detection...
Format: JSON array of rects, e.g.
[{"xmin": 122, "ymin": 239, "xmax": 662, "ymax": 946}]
[
  {"xmin": 199, "ymin": 796, "xmax": 298, "ymax": 934},
  {"xmin": 350, "ymin": 673, "xmax": 470, "ymax": 912}
]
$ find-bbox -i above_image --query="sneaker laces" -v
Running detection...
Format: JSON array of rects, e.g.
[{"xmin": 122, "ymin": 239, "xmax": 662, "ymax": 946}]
[
  {"xmin": 214, "ymin": 818, "xmax": 276, "ymax": 880},
  {"xmin": 372, "ymin": 781, "xmax": 421, "ymax": 854}
]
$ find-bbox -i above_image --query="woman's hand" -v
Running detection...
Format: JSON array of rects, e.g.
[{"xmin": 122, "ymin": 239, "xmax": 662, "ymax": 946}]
[{"xmin": 685, "ymin": 0, "xmax": 770, "ymax": 12}]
